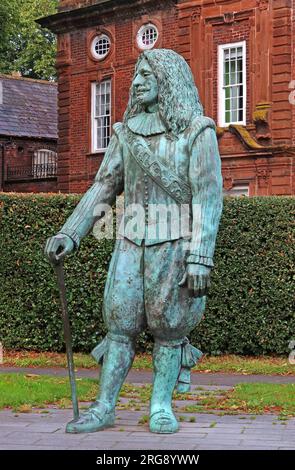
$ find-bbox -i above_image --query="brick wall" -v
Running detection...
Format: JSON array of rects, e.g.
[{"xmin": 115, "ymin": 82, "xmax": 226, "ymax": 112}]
[
  {"xmin": 0, "ymin": 137, "xmax": 58, "ymax": 193},
  {"xmin": 4, "ymin": 179, "xmax": 58, "ymax": 193},
  {"xmin": 292, "ymin": 0, "xmax": 295, "ymax": 147},
  {"xmin": 54, "ymin": 0, "xmax": 294, "ymax": 196},
  {"xmin": 175, "ymin": 0, "xmax": 294, "ymax": 196},
  {"xmin": 271, "ymin": 0, "xmax": 292, "ymax": 144}
]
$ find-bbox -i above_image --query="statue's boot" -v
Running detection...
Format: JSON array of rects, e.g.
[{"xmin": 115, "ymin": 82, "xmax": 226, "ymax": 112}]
[
  {"xmin": 149, "ymin": 343, "xmax": 181, "ymax": 434},
  {"xmin": 66, "ymin": 334, "xmax": 135, "ymax": 433}
]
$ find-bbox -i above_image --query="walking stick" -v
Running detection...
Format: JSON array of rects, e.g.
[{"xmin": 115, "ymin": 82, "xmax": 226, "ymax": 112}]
[{"xmin": 54, "ymin": 261, "xmax": 79, "ymax": 421}]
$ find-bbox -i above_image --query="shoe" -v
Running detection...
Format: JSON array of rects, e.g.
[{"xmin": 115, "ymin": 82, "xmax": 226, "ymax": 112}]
[
  {"xmin": 149, "ymin": 408, "xmax": 179, "ymax": 434},
  {"xmin": 66, "ymin": 401, "xmax": 115, "ymax": 434}
]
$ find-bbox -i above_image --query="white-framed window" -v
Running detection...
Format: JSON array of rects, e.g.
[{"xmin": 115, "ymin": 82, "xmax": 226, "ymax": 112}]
[
  {"xmin": 218, "ymin": 41, "xmax": 246, "ymax": 127},
  {"xmin": 224, "ymin": 184, "xmax": 249, "ymax": 197},
  {"xmin": 33, "ymin": 149, "xmax": 57, "ymax": 178},
  {"xmin": 91, "ymin": 34, "xmax": 111, "ymax": 60},
  {"xmin": 91, "ymin": 79, "xmax": 112, "ymax": 152},
  {"xmin": 137, "ymin": 24, "xmax": 158, "ymax": 50}
]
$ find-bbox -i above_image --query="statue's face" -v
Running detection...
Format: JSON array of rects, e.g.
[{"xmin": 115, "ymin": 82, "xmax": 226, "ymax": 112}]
[{"xmin": 132, "ymin": 58, "xmax": 158, "ymax": 110}]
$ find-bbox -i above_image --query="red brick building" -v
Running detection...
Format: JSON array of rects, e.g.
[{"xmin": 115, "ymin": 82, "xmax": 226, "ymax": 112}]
[
  {"xmin": 39, "ymin": 0, "xmax": 295, "ymax": 196},
  {"xmin": 0, "ymin": 74, "xmax": 58, "ymax": 193}
]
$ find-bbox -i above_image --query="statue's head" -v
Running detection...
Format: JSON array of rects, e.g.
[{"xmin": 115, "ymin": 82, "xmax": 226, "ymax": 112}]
[
  {"xmin": 131, "ymin": 57, "xmax": 159, "ymax": 112},
  {"xmin": 124, "ymin": 48, "xmax": 203, "ymax": 137}
]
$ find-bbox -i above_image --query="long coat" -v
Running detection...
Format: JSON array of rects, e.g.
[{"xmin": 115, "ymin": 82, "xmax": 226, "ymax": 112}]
[{"xmin": 59, "ymin": 114, "xmax": 223, "ymax": 269}]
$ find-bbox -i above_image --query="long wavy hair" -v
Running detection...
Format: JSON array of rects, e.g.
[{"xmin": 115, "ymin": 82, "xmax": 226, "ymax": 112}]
[{"xmin": 123, "ymin": 49, "xmax": 203, "ymax": 137}]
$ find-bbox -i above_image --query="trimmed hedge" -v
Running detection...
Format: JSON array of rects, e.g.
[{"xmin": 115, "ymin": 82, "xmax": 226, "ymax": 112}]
[{"xmin": 0, "ymin": 193, "xmax": 294, "ymax": 355}]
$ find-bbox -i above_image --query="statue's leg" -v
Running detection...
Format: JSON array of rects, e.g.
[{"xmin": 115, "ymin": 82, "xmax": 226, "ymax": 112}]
[
  {"xmin": 97, "ymin": 334, "xmax": 135, "ymax": 409},
  {"xmin": 66, "ymin": 239, "xmax": 145, "ymax": 434},
  {"xmin": 145, "ymin": 239, "xmax": 206, "ymax": 434},
  {"xmin": 66, "ymin": 333, "xmax": 135, "ymax": 433},
  {"xmin": 149, "ymin": 341, "xmax": 182, "ymax": 434}
]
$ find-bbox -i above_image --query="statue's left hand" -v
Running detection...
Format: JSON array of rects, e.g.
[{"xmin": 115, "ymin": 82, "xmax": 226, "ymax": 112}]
[{"xmin": 178, "ymin": 264, "xmax": 211, "ymax": 298}]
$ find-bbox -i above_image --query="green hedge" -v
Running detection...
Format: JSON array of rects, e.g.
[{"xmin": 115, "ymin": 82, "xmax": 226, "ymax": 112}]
[{"xmin": 0, "ymin": 193, "xmax": 294, "ymax": 355}]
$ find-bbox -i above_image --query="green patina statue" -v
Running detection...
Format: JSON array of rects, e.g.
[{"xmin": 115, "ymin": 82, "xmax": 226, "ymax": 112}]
[{"xmin": 45, "ymin": 49, "xmax": 223, "ymax": 434}]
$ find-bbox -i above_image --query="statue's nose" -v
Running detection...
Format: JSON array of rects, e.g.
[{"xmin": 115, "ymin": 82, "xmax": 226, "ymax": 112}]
[{"xmin": 133, "ymin": 74, "xmax": 144, "ymax": 87}]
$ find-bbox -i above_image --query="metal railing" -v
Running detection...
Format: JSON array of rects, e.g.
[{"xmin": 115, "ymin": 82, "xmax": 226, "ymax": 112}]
[
  {"xmin": 7, "ymin": 162, "xmax": 57, "ymax": 181},
  {"xmin": 33, "ymin": 162, "xmax": 57, "ymax": 179},
  {"xmin": 6, "ymin": 148, "xmax": 58, "ymax": 181}
]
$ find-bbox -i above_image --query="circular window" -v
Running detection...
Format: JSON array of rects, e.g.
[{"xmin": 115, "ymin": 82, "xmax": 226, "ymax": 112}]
[
  {"xmin": 137, "ymin": 24, "xmax": 158, "ymax": 50},
  {"xmin": 91, "ymin": 34, "xmax": 111, "ymax": 60}
]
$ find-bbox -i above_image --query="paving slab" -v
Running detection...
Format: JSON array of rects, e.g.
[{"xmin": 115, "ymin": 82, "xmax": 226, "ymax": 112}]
[{"xmin": 0, "ymin": 404, "xmax": 294, "ymax": 450}]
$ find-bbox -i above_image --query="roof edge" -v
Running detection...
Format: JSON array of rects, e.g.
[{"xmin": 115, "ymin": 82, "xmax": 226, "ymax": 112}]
[
  {"xmin": 58, "ymin": 0, "xmax": 111, "ymax": 13},
  {"xmin": 37, "ymin": 0, "xmax": 177, "ymax": 33},
  {"xmin": 0, "ymin": 74, "xmax": 57, "ymax": 86},
  {"xmin": 0, "ymin": 132, "xmax": 58, "ymax": 141}
]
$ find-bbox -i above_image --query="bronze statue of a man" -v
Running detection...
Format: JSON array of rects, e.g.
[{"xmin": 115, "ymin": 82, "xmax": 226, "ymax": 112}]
[{"xmin": 45, "ymin": 49, "xmax": 223, "ymax": 434}]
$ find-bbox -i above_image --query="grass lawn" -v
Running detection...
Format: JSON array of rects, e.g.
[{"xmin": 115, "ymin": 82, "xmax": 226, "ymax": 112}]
[
  {"xmin": 1, "ymin": 351, "xmax": 295, "ymax": 376},
  {"xmin": 0, "ymin": 374, "xmax": 97, "ymax": 412},
  {"xmin": 0, "ymin": 374, "xmax": 294, "ymax": 418},
  {"xmin": 181, "ymin": 383, "xmax": 295, "ymax": 417}
]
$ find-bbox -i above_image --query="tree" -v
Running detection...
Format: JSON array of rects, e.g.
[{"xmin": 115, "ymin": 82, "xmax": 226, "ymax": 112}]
[
  {"xmin": 0, "ymin": 0, "xmax": 58, "ymax": 81},
  {"xmin": 0, "ymin": 0, "xmax": 19, "ymax": 73}
]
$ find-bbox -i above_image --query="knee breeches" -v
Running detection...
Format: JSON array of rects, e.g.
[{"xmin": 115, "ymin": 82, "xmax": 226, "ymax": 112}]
[{"xmin": 102, "ymin": 238, "xmax": 206, "ymax": 342}]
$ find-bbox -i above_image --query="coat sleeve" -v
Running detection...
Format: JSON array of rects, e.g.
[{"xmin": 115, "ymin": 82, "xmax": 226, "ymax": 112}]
[
  {"xmin": 187, "ymin": 125, "xmax": 223, "ymax": 267},
  {"xmin": 58, "ymin": 132, "xmax": 124, "ymax": 248}
]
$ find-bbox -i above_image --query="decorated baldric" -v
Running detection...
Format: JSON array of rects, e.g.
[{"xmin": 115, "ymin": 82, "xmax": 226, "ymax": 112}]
[{"xmin": 113, "ymin": 123, "xmax": 192, "ymax": 205}]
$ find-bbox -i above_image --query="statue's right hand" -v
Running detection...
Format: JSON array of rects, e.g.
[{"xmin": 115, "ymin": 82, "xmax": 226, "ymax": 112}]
[{"xmin": 44, "ymin": 233, "xmax": 74, "ymax": 265}]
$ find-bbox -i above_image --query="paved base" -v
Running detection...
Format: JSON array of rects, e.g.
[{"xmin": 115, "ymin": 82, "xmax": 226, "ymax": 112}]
[
  {"xmin": 0, "ymin": 386, "xmax": 294, "ymax": 450},
  {"xmin": 1, "ymin": 369, "xmax": 294, "ymax": 450}
]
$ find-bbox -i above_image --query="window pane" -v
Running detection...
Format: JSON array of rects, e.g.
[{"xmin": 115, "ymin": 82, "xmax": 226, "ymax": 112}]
[
  {"xmin": 231, "ymin": 86, "xmax": 238, "ymax": 99},
  {"xmin": 238, "ymin": 71, "xmax": 243, "ymax": 84},
  {"xmin": 224, "ymin": 49, "xmax": 230, "ymax": 61},
  {"xmin": 231, "ymin": 110, "xmax": 238, "ymax": 121},
  {"xmin": 224, "ymin": 184, "xmax": 249, "ymax": 197},
  {"xmin": 237, "ymin": 47, "xmax": 243, "ymax": 58},
  {"xmin": 239, "ymin": 88, "xmax": 243, "ymax": 109},
  {"xmin": 230, "ymin": 60, "xmax": 236, "ymax": 85}
]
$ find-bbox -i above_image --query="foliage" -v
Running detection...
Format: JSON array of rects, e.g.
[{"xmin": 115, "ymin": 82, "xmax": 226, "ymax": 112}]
[
  {"xmin": 198, "ymin": 196, "xmax": 295, "ymax": 356},
  {"xmin": 0, "ymin": 193, "xmax": 111, "ymax": 353},
  {"xmin": 0, "ymin": 194, "xmax": 294, "ymax": 355},
  {"xmin": 0, "ymin": 0, "xmax": 58, "ymax": 80}
]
